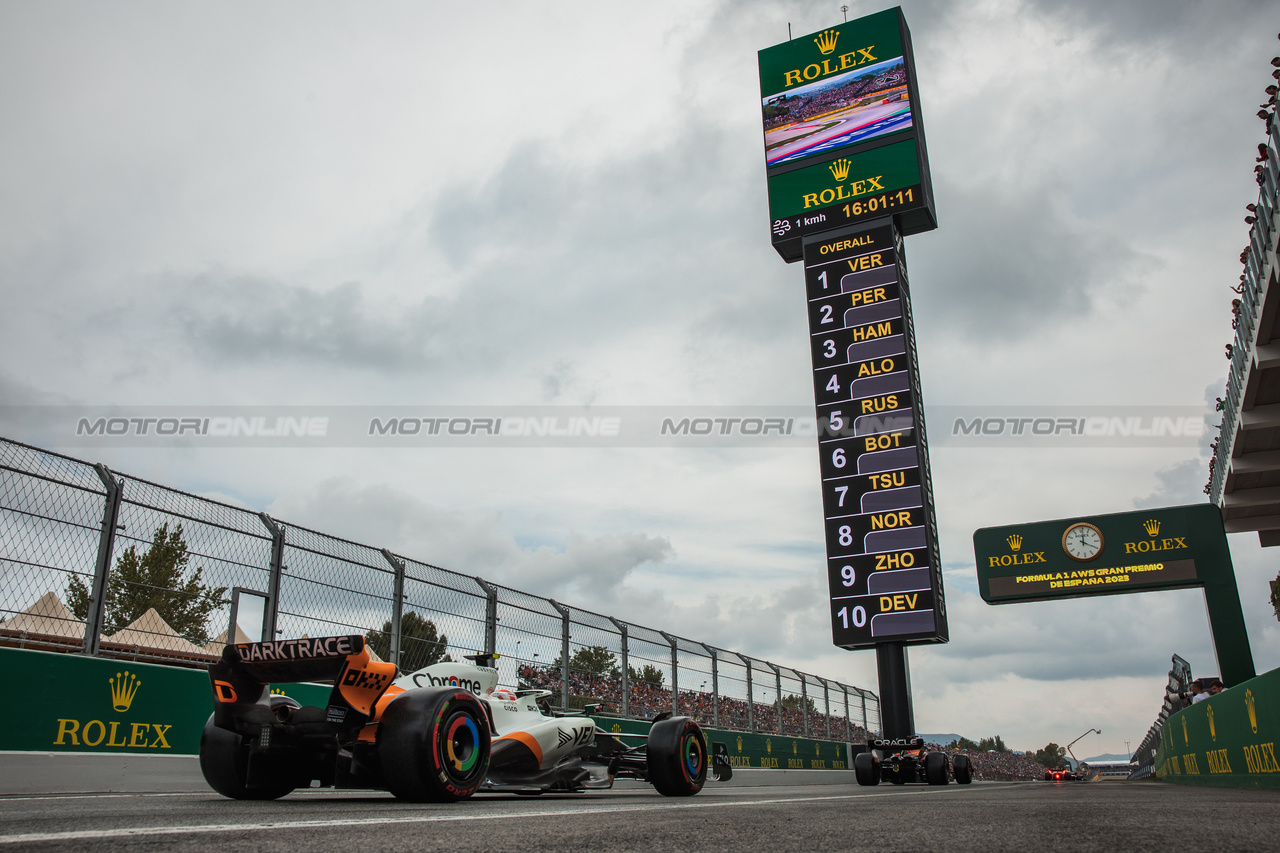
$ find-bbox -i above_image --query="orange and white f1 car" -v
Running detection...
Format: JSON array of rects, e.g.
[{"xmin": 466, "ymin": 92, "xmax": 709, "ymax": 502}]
[{"xmin": 201, "ymin": 635, "xmax": 731, "ymax": 801}]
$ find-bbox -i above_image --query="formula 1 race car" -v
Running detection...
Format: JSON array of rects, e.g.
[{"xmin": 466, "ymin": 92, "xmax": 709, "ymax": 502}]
[
  {"xmin": 199, "ymin": 635, "xmax": 732, "ymax": 801},
  {"xmin": 853, "ymin": 737, "xmax": 973, "ymax": 786},
  {"xmin": 1044, "ymin": 768, "xmax": 1082, "ymax": 781}
]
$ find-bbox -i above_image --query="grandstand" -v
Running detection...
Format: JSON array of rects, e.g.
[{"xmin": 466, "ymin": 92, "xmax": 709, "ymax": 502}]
[
  {"xmin": 1208, "ymin": 68, "xmax": 1280, "ymax": 539},
  {"xmin": 520, "ymin": 664, "xmax": 868, "ymax": 743},
  {"xmin": 1090, "ymin": 763, "xmax": 1137, "ymax": 780}
]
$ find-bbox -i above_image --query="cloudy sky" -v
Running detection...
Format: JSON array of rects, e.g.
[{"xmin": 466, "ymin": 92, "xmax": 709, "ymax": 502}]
[{"xmin": 2, "ymin": 0, "xmax": 1277, "ymax": 756}]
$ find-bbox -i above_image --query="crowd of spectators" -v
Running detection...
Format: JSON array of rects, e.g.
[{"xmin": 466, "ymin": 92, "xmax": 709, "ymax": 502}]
[
  {"xmin": 519, "ymin": 665, "xmax": 869, "ymax": 742},
  {"xmin": 764, "ymin": 63, "xmax": 908, "ymax": 131},
  {"xmin": 926, "ymin": 743, "xmax": 1048, "ymax": 781}
]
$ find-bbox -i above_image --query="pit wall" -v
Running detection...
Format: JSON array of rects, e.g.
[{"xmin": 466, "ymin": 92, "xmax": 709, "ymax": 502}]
[
  {"xmin": 1156, "ymin": 666, "xmax": 1280, "ymax": 790},
  {"xmin": 0, "ymin": 647, "xmax": 852, "ymax": 770}
]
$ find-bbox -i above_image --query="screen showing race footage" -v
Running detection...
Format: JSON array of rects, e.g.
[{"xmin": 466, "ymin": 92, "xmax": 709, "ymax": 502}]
[{"xmin": 763, "ymin": 57, "xmax": 913, "ymax": 168}]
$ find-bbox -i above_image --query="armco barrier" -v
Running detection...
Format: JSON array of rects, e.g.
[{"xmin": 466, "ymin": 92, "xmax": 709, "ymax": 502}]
[
  {"xmin": 1156, "ymin": 666, "xmax": 1280, "ymax": 790},
  {"xmin": 1, "ymin": 647, "xmax": 851, "ymax": 770}
]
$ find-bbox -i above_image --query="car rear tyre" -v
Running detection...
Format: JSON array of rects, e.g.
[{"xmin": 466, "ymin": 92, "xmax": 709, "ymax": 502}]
[
  {"xmin": 953, "ymin": 754, "xmax": 973, "ymax": 784},
  {"xmin": 378, "ymin": 687, "xmax": 491, "ymax": 802},
  {"xmin": 854, "ymin": 751, "xmax": 880, "ymax": 786},
  {"xmin": 647, "ymin": 716, "xmax": 708, "ymax": 796},
  {"xmin": 199, "ymin": 712, "xmax": 298, "ymax": 800},
  {"xmin": 924, "ymin": 751, "xmax": 950, "ymax": 785}
]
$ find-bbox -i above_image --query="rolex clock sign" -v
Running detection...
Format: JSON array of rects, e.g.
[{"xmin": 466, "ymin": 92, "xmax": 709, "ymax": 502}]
[
  {"xmin": 974, "ymin": 503, "xmax": 1256, "ymax": 685},
  {"xmin": 973, "ymin": 504, "xmax": 1230, "ymax": 604}
]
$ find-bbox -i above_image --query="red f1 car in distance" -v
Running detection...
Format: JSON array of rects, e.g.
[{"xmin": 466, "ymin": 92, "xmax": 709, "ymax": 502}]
[
  {"xmin": 853, "ymin": 736, "xmax": 973, "ymax": 786},
  {"xmin": 200, "ymin": 634, "xmax": 731, "ymax": 801},
  {"xmin": 1044, "ymin": 767, "xmax": 1083, "ymax": 781}
]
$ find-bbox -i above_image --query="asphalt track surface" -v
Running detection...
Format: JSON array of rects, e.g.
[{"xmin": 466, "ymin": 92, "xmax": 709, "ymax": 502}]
[{"xmin": 2, "ymin": 782, "xmax": 1278, "ymax": 852}]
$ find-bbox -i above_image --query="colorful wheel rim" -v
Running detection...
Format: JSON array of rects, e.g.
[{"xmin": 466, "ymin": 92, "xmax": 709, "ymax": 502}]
[
  {"xmin": 445, "ymin": 713, "xmax": 481, "ymax": 774},
  {"xmin": 682, "ymin": 731, "xmax": 704, "ymax": 778}
]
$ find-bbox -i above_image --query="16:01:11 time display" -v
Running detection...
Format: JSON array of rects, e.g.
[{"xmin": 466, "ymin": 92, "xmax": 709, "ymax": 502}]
[{"xmin": 842, "ymin": 188, "xmax": 914, "ymax": 219}]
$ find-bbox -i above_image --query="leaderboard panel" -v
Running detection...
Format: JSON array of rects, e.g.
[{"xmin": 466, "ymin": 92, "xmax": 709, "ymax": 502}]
[{"xmin": 802, "ymin": 223, "xmax": 947, "ymax": 649}]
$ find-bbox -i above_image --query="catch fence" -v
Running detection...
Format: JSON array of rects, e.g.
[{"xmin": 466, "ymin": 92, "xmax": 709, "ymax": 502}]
[{"xmin": 0, "ymin": 436, "xmax": 879, "ymax": 739}]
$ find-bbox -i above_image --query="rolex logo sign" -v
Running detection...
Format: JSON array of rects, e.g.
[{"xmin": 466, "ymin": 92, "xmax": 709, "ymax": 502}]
[
  {"xmin": 813, "ymin": 29, "xmax": 839, "ymax": 55},
  {"xmin": 53, "ymin": 669, "xmax": 174, "ymax": 750},
  {"xmin": 110, "ymin": 671, "xmax": 141, "ymax": 712},
  {"xmin": 1006, "ymin": 534, "xmax": 1022, "ymax": 552},
  {"xmin": 828, "ymin": 158, "xmax": 851, "ymax": 182},
  {"xmin": 1144, "ymin": 519, "xmax": 1161, "ymax": 537}
]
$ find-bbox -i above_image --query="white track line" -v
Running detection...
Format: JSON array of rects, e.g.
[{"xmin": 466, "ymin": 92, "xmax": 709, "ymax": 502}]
[
  {"xmin": 0, "ymin": 789, "xmax": 963, "ymax": 844},
  {"xmin": 0, "ymin": 793, "xmax": 202, "ymax": 802}
]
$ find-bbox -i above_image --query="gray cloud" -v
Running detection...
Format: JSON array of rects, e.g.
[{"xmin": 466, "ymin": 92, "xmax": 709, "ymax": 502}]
[
  {"xmin": 1132, "ymin": 458, "xmax": 1210, "ymax": 509},
  {"xmin": 1022, "ymin": 0, "xmax": 1276, "ymax": 51},
  {"xmin": 926, "ymin": 587, "xmax": 1215, "ymax": 684},
  {"xmin": 174, "ymin": 277, "xmax": 434, "ymax": 370},
  {"xmin": 265, "ymin": 477, "xmax": 674, "ymax": 608},
  {"xmin": 909, "ymin": 178, "xmax": 1146, "ymax": 335}
]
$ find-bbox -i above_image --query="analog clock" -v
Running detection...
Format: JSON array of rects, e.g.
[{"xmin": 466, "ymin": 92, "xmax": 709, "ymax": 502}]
[{"xmin": 1062, "ymin": 522, "xmax": 1104, "ymax": 562}]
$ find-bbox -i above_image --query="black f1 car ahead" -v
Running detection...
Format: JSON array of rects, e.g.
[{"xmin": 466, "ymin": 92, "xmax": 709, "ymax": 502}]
[
  {"xmin": 853, "ymin": 737, "xmax": 973, "ymax": 786},
  {"xmin": 200, "ymin": 634, "xmax": 732, "ymax": 801}
]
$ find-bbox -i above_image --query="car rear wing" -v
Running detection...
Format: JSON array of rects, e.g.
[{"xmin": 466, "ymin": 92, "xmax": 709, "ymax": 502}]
[
  {"xmin": 870, "ymin": 736, "xmax": 925, "ymax": 751},
  {"xmin": 209, "ymin": 634, "xmax": 397, "ymax": 734}
]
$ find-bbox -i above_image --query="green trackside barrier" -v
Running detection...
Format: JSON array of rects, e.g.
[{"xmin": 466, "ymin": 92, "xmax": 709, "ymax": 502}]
[
  {"xmin": 1156, "ymin": 667, "xmax": 1280, "ymax": 790},
  {"xmin": 0, "ymin": 647, "xmax": 328, "ymax": 754},
  {"xmin": 591, "ymin": 716, "xmax": 851, "ymax": 770},
  {"xmin": 1, "ymin": 648, "xmax": 854, "ymax": 767}
]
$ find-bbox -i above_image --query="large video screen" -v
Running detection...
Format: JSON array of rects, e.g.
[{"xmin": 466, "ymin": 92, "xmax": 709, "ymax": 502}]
[
  {"xmin": 763, "ymin": 56, "xmax": 913, "ymax": 167},
  {"xmin": 758, "ymin": 7, "xmax": 936, "ymax": 261}
]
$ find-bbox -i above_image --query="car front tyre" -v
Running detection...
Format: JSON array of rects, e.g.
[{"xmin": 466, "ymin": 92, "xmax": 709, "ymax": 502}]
[{"xmin": 647, "ymin": 716, "xmax": 708, "ymax": 796}]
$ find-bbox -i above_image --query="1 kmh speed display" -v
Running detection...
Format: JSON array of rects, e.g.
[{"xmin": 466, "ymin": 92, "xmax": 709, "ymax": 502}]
[{"xmin": 801, "ymin": 223, "xmax": 948, "ymax": 649}]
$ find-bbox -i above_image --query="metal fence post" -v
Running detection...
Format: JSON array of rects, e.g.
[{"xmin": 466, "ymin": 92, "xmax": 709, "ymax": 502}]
[
  {"xmin": 549, "ymin": 600, "xmax": 571, "ymax": 711},
  {"xmin": 381, "ymin": 549, "xmax": 406, "ymax": 669},
  {"xmin": 819, "ymin": 677, "xmax": 831, "ymax": 740},
  {"xmin": 258, "ymin": 513, "xmax": 285, "ymax": 639},
  {"xmin": 83, "ymin": 464, "xmax": 123, "ymax": 656},
  {"xmin": 736, "ymin": 654, "xmax": 754, "ymax": 732},
  {"xmin": 767, "ymin": 663, "xmax": 782, "ymax": 733},
  {"xmin": 861, "ymin": 690, "xmax": 869, "ymax": 731},
  {"xmin": 609, "ymin": 617, "xmax": 629, "ymax": 718},
  {"xmin": 842, "ymin": 684, "xmax": 851, "ymax": 741},
  {"xmin": 700, "ymin": 643, "xmax": 718, "ymax": 728},
  {"xmin": 659, "ymin": 631, "xmax": 678, "ymax": 716},
  {"xmin": 474, "ymin": 578, "xmax": 498, "ymax": 657},
  {"xmin": 800, "ymin": 673, "xmax": 810, "ymax": 738}
]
